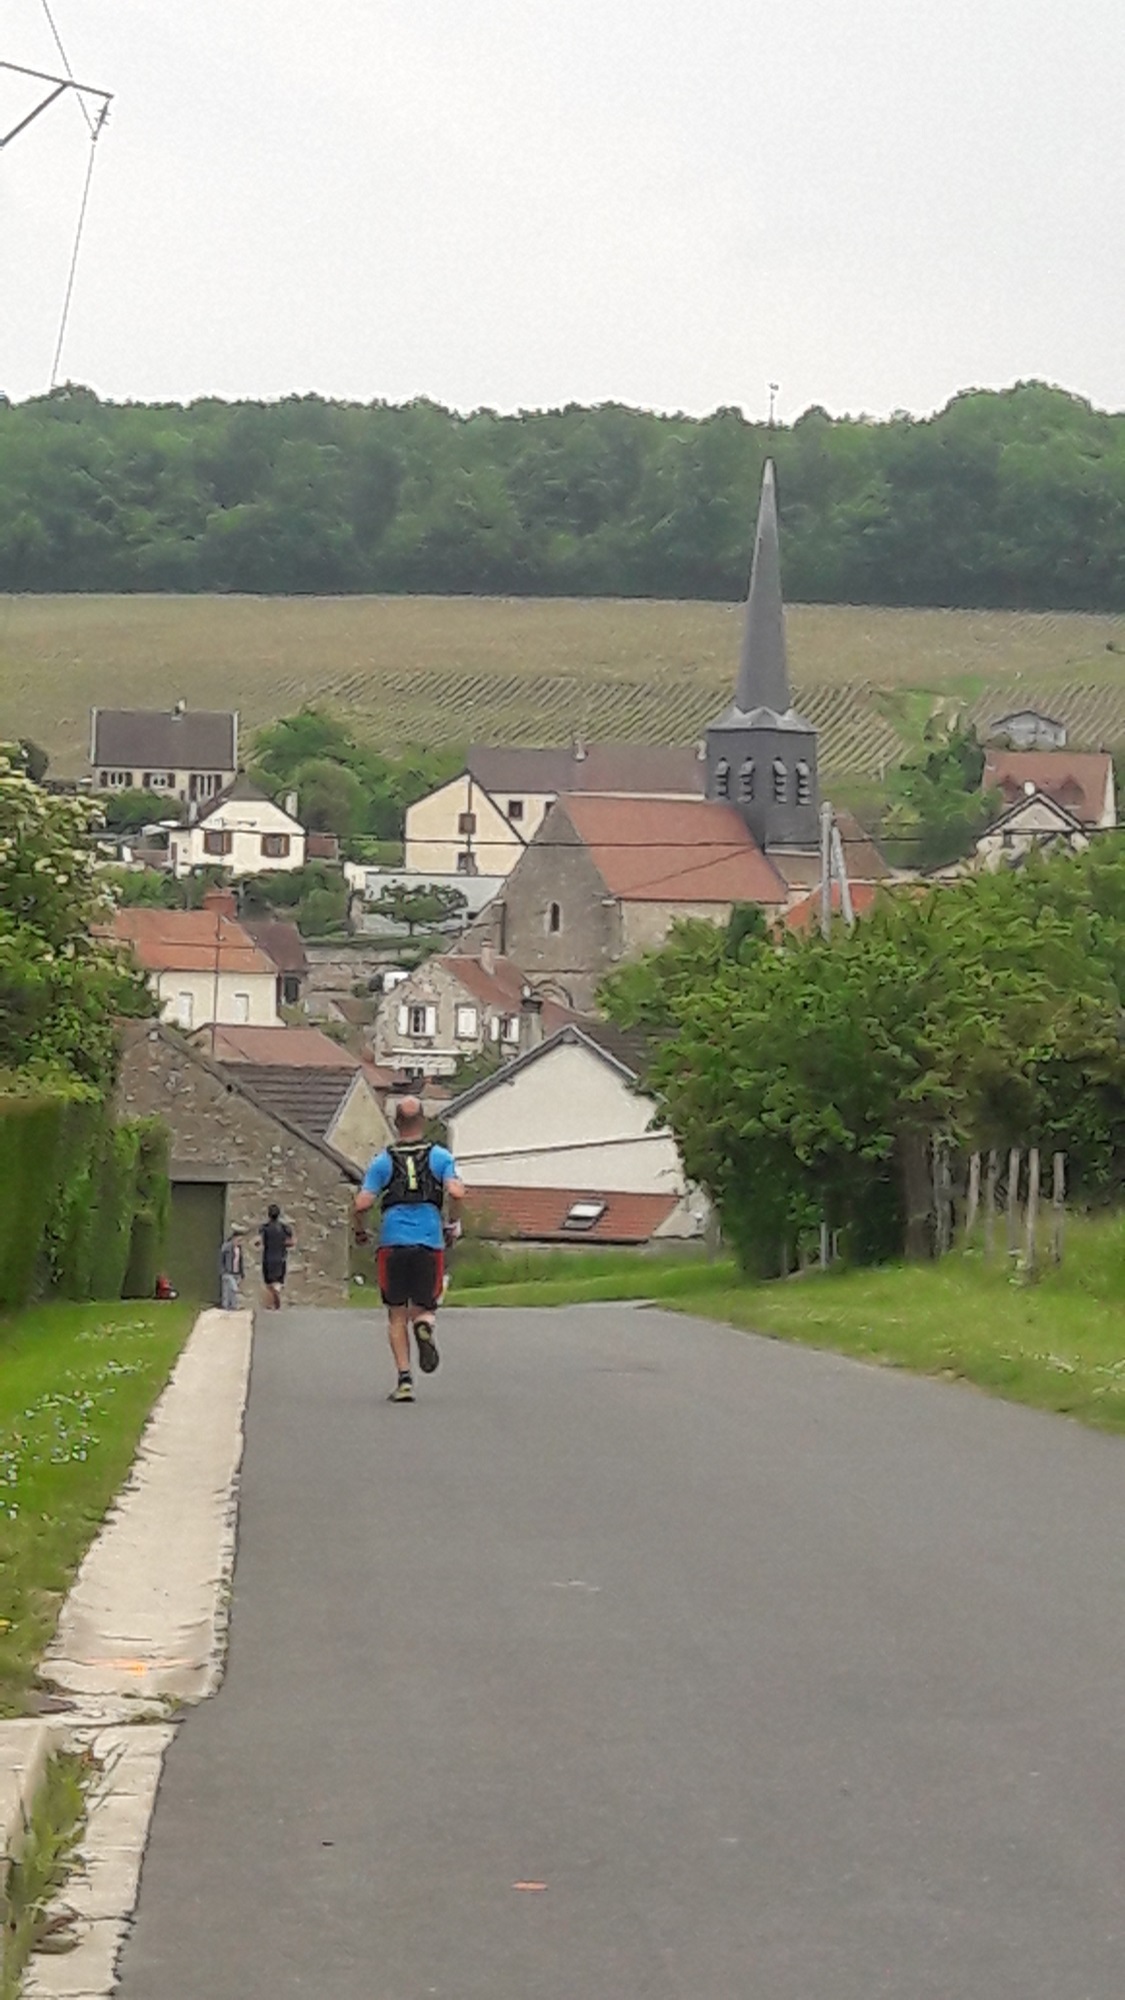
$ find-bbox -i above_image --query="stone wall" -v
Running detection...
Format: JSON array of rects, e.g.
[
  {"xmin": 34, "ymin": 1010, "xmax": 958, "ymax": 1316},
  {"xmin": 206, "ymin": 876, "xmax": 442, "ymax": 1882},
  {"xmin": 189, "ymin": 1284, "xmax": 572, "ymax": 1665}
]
[{"xmin": 117, "ymin": 1026, "xmax": 356, "ymax": 1305}]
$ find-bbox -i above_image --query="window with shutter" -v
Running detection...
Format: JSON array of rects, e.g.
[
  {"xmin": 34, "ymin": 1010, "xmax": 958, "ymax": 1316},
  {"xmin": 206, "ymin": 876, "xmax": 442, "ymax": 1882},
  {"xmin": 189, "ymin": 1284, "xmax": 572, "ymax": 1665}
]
[
  {"xmin": 397, "ymin": 1003, "xmax": 410, "ymax": 1036},
  {"xmin": 455, "ymin": 1005, "xmax": 478, "ymax": 1038},
  {"xmin": 423, "ymin": 1005, "xmax": 438, "ymax": 1036}
]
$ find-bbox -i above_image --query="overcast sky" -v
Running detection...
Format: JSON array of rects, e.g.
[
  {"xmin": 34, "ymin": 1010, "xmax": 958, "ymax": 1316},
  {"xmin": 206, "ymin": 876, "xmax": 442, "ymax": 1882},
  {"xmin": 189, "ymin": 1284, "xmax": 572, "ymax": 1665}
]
[{"xmin": 2, "ymin": 0, "xmax": 1123, "ymax": 419}]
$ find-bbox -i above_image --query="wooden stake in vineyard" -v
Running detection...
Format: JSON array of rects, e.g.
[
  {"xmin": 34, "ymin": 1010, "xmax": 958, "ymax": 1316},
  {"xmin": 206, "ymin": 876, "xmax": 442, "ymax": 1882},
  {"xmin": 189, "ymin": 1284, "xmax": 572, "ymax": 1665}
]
[
  {"xmin": 964, "ymin": 1152, "xmax": 981, "ymax": 1243},
  {"xmin": 984, "ymin": 1150, "xmax": 999, "ymax": 1261}
]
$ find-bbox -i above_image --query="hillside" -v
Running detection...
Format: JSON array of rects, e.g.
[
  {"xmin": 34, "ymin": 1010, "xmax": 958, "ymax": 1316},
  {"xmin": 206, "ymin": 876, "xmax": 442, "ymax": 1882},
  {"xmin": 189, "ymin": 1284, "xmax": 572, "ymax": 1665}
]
[{"xmin": 2, "ymin": 593, "xmax": 1125, "ymax": 778}]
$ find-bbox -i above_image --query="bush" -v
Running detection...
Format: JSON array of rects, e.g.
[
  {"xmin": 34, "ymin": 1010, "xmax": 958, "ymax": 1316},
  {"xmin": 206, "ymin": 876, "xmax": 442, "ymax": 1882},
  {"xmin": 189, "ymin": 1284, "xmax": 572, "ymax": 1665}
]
[{"xmin": 123, "ymin": 1121, "xmax": 170, "ymax": 1298}]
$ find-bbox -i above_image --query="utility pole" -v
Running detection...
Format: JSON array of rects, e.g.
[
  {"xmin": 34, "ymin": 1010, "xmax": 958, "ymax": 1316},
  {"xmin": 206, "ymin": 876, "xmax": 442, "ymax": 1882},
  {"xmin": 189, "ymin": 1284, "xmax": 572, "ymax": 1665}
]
[
  {"xmin": 819, "ymin": 801, "xmax": 833, "ymax": 939},
  {"xmin": 768, "ymin": 382, "xmax": 779, "ymax": 431}
]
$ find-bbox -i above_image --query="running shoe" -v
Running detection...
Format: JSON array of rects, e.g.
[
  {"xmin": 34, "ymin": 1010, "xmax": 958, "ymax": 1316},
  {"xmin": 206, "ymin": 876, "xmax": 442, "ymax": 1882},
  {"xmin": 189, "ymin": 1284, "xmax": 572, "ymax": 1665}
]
[
  {"xmin": 414, "ymin": 1319, "xmax": 440, "ymax": 1375},
  {"xmin": 387, "ymin": 1377, "xmax": 415, "ymax": 1403}
]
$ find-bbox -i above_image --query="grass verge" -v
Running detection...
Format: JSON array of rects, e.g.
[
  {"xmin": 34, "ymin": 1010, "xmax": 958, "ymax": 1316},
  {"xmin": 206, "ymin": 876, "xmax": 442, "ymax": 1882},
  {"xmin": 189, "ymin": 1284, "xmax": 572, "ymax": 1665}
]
[
  {"xmin": 0, "ymin": 1300, "xmax": 196, "ymax": 1717},
  {"xmin": 450, "ymin": 1216, "xmax": 1125, "ymax": 1432},
  {"xmin": 0, "ymin": 1749, "xmax": 90, "ymax": 2000}
]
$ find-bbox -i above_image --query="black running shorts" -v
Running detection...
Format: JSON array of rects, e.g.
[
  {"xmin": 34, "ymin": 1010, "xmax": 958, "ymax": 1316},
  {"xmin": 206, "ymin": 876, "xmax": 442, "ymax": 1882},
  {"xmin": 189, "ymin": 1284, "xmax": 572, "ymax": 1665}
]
[{"xmin": 377, "ymin": 1244, "xmax": 444, "ymax": 1311}]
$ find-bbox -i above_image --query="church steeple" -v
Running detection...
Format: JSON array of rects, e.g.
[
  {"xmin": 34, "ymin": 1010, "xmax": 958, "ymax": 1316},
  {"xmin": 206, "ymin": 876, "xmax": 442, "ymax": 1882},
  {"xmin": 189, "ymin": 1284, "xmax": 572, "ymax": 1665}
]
[
  {"xmin": 705, "ymin": 459, "xmax": 819, "ymax": 849},
  {"xmin": 734, "ymin": 459, "xmax": 789, "ymax": 716}
]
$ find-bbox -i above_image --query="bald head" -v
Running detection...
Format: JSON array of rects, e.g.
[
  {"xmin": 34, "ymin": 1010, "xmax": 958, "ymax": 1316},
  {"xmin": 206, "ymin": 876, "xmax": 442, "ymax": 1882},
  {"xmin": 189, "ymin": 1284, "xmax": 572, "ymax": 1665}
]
[{"xmin": 394, "ymin": 1094, "xmax": 425, "ymax": 1137}]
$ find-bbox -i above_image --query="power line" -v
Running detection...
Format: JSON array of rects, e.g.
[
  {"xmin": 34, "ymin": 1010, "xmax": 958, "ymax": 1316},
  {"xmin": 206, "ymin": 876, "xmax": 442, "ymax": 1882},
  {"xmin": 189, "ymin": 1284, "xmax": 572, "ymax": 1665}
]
[
  {"xmin": 50, "ymin": 96, "xmax": 108, "ymax": 389},
  {"xmin": 39, "ymin": 0, "xmax": 94, "ymax": 135}
]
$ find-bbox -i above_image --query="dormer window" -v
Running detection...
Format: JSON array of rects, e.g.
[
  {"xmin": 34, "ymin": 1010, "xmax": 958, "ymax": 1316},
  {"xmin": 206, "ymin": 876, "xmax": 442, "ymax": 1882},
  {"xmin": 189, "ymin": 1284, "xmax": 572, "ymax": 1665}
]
[
  {"xmin": 738, "ymin": 758, "xmax": 756, "ymax": 802},
  {"xmin": 715, "ymin": 758, "xmax": 731, "ymax": 800},
  {"xmin": 795, "ymin": 760, "xmax": 811, "ymax": 806},
  {"xmin": 772, "ymin": 759, "xmax": 788, "ymax": 805}
]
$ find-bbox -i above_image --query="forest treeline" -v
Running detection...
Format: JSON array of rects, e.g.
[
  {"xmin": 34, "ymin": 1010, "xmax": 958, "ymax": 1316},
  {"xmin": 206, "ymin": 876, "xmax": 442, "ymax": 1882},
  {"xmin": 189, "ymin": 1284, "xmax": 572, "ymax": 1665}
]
[{"xmin": 3, "ymin": 380, "xmax": 1125, "ymax": 608}]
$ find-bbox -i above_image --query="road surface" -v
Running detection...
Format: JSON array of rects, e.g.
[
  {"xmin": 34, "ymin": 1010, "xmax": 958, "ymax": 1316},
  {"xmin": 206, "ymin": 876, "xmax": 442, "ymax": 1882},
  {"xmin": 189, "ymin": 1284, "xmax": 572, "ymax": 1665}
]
[{"xmin": 118, "ymin": 1304, "xmax": 1125, "ymax": 1999}]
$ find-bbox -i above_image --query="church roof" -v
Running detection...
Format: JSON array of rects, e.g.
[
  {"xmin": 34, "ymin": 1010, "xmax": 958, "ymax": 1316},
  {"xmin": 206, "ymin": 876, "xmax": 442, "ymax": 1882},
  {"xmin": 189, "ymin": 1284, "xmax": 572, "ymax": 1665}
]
[{"xmin": 711, "ymin": 461, "xmax": 813, "ymax": 734}]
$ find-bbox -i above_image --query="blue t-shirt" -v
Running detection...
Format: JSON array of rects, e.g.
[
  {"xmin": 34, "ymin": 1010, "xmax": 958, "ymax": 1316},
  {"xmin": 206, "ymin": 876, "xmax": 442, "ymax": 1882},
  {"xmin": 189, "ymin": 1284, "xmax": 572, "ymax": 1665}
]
[{"xmin": 362, "ymin": 1144, "xmax": 458, "ymax": 1248}]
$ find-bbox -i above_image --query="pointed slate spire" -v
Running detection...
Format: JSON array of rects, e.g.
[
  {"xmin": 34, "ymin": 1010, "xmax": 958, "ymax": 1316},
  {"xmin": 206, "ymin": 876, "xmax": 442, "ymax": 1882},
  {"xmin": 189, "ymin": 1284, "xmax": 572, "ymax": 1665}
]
[{"xmin": 734, "ymin": 459, "xmax": 789, "ymax": 716}]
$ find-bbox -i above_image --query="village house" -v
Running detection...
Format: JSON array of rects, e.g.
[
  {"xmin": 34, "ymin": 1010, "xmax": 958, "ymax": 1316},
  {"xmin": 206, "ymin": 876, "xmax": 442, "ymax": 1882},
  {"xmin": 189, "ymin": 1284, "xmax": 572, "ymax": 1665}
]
[
  {"xmin": 117, "ymin": 1022, "xmax": 358, "ymax": 1305},
  {"xmin": 471, "ymin": 793, "xmax": 788, "ymax": 1012},
  {"xmin": 987, "ymin": 709, "xmax": 1068, "ymax": 752},
  {"xmin": 240, "ymin": 918, "xmax": 309, "ymax": 1012},
  {"xmin": 446, "ymin": 1020, "xmax": 708, "ymax": 1245},
  {"xmin": 167, "ymin": 773, "xmax": 307, "ymax": 878},
  {"xmin": 370, "ymin": 945, "xmax": 575, "ymax": 1078},
  {"xmin": 980, "ymin": 749, "xmax": 1116, "ymax": 828},
  {"xmin": 404, "ymin": 743, "xmax": 707, "ymax": 879},
  {"xmin": 974, "ymin": 790, "xmax": 1091, "ymax": 871},
  {"xmin": 90, "ymin": 702, "xmax": 237, "ymax": 803},
  {"xmin": 110, "ymin": 888, "xmax": 281, "ymax": 1032},
  {"xmin": 203, "ymin": 1024, "xmax": 391, "ymax": 1172}
]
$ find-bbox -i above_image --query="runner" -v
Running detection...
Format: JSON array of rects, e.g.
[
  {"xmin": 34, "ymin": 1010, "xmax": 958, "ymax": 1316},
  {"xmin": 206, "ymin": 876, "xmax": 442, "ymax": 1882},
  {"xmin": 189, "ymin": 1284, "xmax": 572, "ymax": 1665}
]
[
  {"xmin": 258, "ymin": 1203, "xmax": 294, "ymax": 1310},
  {"xmin": 354, "ymin": 1096, "xmax": 464, "ymax": 1403}
]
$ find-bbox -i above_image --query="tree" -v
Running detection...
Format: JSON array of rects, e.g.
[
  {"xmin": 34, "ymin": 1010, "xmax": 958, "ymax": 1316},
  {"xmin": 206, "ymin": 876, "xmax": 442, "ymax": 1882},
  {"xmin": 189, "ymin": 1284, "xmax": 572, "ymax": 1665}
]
[
  {"xmin": 293, "ymin": 758, "xmax": 368, "ymax": 840},
  {"xmin": 605, "ymin": 843, "xmax": 1125, "ymax": 1274},
  {"xmin": 94, "ymin": 789, "xmax": 182, "ymax": 833},
  {"xmin": 369, "ymin": 883, "xmax": 468, "ymax": 936},
  {"xmin": 0, "ymin": 749, "xmax": 151, "ymax": 1090}
]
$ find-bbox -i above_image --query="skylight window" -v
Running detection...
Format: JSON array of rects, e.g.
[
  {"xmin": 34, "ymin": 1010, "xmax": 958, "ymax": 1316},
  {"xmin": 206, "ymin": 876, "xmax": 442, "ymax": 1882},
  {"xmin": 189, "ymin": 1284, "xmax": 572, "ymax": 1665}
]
[{"xmin": 563, "ymin": 1200, "xmax": 607, "ymax": 1231}]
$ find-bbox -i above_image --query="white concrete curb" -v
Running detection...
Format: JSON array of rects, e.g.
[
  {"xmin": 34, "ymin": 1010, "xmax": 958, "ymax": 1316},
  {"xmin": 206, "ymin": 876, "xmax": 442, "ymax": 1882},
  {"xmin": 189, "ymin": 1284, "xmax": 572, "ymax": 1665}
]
[
  {"xmin": 15, "ymin": 1307, "xmax": 254, "ymax": 1999},
  {"xmin": 0, "ymin": 1719, "xmax": 66, "ymax": 1871},
  {"xmin": 45, "ymin": 1308, "xmax": 253, "ymax": 1710}
]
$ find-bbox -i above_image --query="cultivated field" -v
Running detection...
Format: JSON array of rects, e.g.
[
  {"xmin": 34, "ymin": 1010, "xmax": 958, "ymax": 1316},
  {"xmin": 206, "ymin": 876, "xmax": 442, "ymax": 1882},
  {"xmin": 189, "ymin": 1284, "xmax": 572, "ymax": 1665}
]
[{"xmin": 2, "ymin": 594, "xmax": 1125, "ymax": 776}]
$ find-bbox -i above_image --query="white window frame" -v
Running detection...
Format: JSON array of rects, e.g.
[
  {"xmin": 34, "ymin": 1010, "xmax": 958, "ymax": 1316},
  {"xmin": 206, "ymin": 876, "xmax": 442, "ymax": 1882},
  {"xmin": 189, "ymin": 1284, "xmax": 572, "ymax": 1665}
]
[
  {"xmin": 233, "ymin": 991, "xmax": 250, "ymax": 1024},
  {"xmin": 455, "ymin": 1004, "xmax": 479, "ymax": 1039},
  {"xmin": 175, "ymin": 991, "xmax": 194, "ymax": 1029},
  {"xmin": 500, "ymin": 1013, "xmax": 520, "ymax": 1044}
]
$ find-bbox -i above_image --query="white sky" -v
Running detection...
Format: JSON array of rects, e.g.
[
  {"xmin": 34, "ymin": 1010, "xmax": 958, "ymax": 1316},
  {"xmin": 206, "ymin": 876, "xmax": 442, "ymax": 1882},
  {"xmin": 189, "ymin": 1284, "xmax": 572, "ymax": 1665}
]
[{"xmin": 2, "ymin": 0, "xmax": 1123, "ymax": 419}]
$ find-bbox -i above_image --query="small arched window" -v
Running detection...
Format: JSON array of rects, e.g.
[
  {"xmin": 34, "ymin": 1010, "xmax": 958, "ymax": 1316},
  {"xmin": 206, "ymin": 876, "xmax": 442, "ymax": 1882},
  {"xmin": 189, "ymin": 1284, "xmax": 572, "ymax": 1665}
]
[
  {"xmin": 738, "ymin": 758, "xmax": 756, "ymax": 802},
  {"xmin": 548, "ymin": 901, "xmax": 561, "ymax": 934},
  {"xmin": 715, "ymin": 758, "xmax": 731, "ymax": 800},
  {"xmin": 772, "ymin": 758, "xmax": 788, "ymax": 804},
  {"xmin": 795, "ymin": 760, "xmax": 811, "ymax": 806}
]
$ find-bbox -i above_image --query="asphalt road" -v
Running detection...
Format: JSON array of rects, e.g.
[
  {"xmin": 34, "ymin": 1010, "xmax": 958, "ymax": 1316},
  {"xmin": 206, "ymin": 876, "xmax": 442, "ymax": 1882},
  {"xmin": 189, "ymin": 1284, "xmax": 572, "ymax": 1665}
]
[{"xmin": 118, "ymin": 1304, "xmax": 1125, "ymax": 2000}]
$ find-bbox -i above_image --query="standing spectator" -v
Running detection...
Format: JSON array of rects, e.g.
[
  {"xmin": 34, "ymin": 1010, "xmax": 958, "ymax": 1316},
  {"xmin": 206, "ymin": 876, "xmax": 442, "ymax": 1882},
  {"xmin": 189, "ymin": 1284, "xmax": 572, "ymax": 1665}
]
[
  {"xmin": 258, "ymin": 1204, "xmax": 295, "ymax": 1310},
  {"xmin": 219, "ymin": 1227, "xmax": 244, "ymax": 1312}
]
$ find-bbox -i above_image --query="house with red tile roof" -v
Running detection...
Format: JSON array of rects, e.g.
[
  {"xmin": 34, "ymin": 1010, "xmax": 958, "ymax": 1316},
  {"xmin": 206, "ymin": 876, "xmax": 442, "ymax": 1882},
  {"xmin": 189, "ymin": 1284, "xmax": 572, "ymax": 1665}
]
[
  {"xmin": 446, "ymin": 1020, "xmax": 708, "ymax": 1245},
  {"xmin": 980, "ymin": 750, "xmax": 1116, "ymax": 829},
  {"xmin": 197, "ymin": 1024, "xmax": 391, "ymax": 1171},
  {"xmin": 110, "ymin": 888, "xmax": 281, "ymax": 1033},
  {"xmin": 463, "ymin": 792, "xmax": 788, "ymax": 1012}
]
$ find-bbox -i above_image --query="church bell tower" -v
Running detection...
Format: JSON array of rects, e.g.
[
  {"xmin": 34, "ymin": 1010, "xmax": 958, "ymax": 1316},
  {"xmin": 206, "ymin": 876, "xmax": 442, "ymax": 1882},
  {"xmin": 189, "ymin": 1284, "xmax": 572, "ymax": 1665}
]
[{"xmin": 705, "ymin": 460, "xmax": 819, "ymax": 850}]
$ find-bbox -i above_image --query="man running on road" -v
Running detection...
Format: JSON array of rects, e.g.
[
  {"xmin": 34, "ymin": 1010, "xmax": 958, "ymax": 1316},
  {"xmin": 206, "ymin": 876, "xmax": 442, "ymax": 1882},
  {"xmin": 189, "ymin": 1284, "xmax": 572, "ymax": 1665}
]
[{"xmin": 355, "ymin": 1096, "xmax": 464, "ymax": 1403}]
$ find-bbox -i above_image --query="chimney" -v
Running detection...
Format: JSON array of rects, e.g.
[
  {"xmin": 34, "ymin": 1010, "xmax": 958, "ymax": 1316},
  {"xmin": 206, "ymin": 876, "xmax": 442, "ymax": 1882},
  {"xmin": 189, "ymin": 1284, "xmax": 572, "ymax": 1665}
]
[
  {"xmin": 173, "ymin": 698, "xmax": 186, "ymax": 718},
  {"xmin": 520, "ymin": 984, "xmax": 544, "ymax": 1051},
  {"xmin": 284, "ymin": 790, "xmax": 299, "ymax": 818},
  {"xmin": 202, "ymin": 885, "xmax": 237, "ymax": 920},
  {"xmin": 572, "ymin": 732, "xmax": 587, "ymax": 763},
  {"xmin": 479, "ymin": 939, "xmax": 495, "ymax": 975}
]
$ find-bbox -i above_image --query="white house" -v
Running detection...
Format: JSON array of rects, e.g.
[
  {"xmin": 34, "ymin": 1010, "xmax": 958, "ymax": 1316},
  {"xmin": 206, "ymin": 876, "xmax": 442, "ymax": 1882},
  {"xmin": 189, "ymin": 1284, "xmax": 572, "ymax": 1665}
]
[
  {"xmin": 975, "ymin": 789, "xmax": 1091, "ymax": 871},
  {"xmin": 404, "ymin": 744, "xmax": 706, "ymax": 879},
  {"xmin": 168, "ymin": 774, "xmax": 307, "ymax": 878},
  {"xmin": 90, "ymin": 702, "xmax": 237, "ymax": 803},
  {"xmin": 446, "ymin": 1020, "xmax": 708, "ymax": 1243},
  {"xmin": 980, "ymin": 749, "xmax": 1116, "ymax": 829},
  {"xmin": 110, "ymin": 889, "xmax": 282, "ymax": 1032},
  {"xmin": 987, "ymin": 709, "xmax": 1068, "ymax": 752}
]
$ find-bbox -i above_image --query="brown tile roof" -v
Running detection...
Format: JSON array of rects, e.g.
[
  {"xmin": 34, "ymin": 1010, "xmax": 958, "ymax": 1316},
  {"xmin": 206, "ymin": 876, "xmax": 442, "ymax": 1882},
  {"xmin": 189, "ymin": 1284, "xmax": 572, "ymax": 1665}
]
[
  {"xmin": 207, "ymin": 1026, "xmax": 358, "ymax": 1068},
  {"xmin": 783, "ymin": 881, "xmax": 884, "ymax": 932},
  {"xmin": 438, "ymin": 954, "xmax": 577, "ymax": 1034},
  {"xmin": 557, "ymin": 795, "xmax": 788, "ymax": 905},
  {"xmin": 92, "ymin": 707, "xmax": 236, "ymax": 772},
  {"xmin": 221, "ymin": 1065, "xmax": 357, "ymax": 1141},
  {"xmin": 464, "ymin": 1185, "xmax": 680, "ymax": 1244},
  {"xmin": 110, "ymin": 907, "xmax": 274, "ymax": 977},
  {"xmin": 241, "ymin": 919, "xmax": 308, "ymax": 975},
  {"xmin": 982, "ymin": 750, "xmax": 1112, "ymax": 826},
  {"xmin": 467, "ymin": 744, "xmax": 705, "ymax": 799},
  {"xmin": 833, "ymin": 808, "xmax": 891, "ymax": 881}
]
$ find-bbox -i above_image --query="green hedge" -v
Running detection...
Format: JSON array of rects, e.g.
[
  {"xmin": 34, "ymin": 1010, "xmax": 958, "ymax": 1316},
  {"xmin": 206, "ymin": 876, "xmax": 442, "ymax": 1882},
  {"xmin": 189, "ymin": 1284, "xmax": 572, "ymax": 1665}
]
[
  {"xmin": 0, "ymin": 1094, "xmax": 66, "ymax": 1309},
  {"xmin": 0, "ymin": 1091, "xmax": 170, "ymax": 1312}
]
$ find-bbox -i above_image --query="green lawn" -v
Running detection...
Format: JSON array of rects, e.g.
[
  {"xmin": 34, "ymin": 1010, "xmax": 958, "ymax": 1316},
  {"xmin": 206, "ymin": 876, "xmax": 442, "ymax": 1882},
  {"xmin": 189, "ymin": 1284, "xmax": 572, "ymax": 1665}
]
[
  {"xmin": 0, "ymin": 1299, "xmax": 196, "ymax": 1716},
  {"xmin": 451, "ymin": 1217, "xmax": 1125, "ymax": 1432}
]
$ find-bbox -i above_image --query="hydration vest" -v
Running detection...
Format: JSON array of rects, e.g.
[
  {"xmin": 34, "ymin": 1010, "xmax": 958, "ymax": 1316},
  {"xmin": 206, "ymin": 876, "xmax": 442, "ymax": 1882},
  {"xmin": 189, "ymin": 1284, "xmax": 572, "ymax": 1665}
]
[{"xmin": 381, "ymin": 1143, "xmax": 444, "ymax": 1212}]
